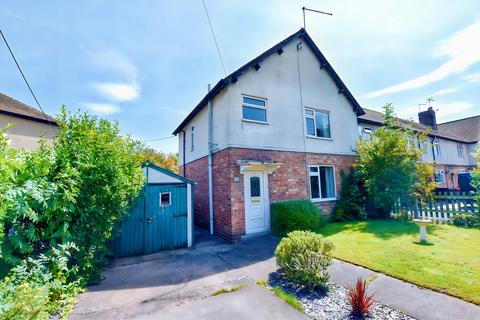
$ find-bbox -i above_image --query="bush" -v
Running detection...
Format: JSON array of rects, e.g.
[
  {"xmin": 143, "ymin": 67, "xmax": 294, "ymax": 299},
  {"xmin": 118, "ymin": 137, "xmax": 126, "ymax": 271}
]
[
  {"xmin": 0, "ymin": 243, "xmax": 82, "ymax": 319},
  {"xmin": 451, "ymin": 214, "xmax": 480, "ymax": 228},
  {"xmin": 271, "ymin": 200, "xmax": 325, "ymax": 236},
  {"xmin": 335, "ymin": 170, "xmax": 367, "ymax": 221},
  {"xmin": 275, "ymin": 231, "xmax": 334, "ymax": 289}
]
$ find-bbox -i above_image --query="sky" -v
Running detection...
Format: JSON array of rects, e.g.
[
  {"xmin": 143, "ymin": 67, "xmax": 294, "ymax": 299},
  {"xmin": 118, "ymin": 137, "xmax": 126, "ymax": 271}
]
[{"xmin": 1, "ymin": 0, "xmax": 479, "ymax": 154}]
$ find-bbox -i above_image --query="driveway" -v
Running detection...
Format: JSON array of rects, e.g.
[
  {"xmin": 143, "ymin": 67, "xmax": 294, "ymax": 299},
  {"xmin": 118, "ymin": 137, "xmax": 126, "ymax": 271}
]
[{"xmin": 71, "ymin": 230, "xmax": 307, "ymax": 320}]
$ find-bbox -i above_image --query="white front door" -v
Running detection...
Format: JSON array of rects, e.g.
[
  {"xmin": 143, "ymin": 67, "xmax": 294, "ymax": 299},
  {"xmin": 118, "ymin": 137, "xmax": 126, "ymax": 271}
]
[{"xmin": 244, "ymin": 171, "xmax": 270, "ymax": 234}]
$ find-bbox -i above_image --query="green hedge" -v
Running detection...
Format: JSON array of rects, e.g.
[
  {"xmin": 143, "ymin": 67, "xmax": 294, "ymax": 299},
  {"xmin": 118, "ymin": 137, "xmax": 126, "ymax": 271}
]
[{"xmin": 271, "ymin": 200, "xmax": 325, "ymax": 236}]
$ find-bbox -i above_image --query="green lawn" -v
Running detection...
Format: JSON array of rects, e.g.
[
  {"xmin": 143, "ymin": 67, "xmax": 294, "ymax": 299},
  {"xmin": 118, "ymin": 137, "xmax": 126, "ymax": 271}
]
[{"xmin": 318, "ymin": 220, "xmax": 480, "ymax": 304}]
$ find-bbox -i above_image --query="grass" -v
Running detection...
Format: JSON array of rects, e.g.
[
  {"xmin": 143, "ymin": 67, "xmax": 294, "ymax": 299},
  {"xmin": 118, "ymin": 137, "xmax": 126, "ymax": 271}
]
[
  {"xmin": 318, "ymin": 220, "xmax": 480, "ymax": 304},
  {"xmin": 210, "ymin": 284, "xmax": 246, "ymax": 296},
  {"xmin": 272, "ymin": 286, "xmax": 304, "ymax": 312}
]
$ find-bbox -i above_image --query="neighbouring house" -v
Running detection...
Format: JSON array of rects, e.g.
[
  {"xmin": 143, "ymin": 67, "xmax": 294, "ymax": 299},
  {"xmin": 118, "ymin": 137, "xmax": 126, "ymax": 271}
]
[
  {"xmin": 0, "ymin": 92, "xmax": 57, "ymax": 150},
  {"xmin": 173, "ymin": 29, "xmax": 364, "ymax": 241},
  {"xmin": 358, "ymin": 107, "xmax": 479, "ymax": 190}
]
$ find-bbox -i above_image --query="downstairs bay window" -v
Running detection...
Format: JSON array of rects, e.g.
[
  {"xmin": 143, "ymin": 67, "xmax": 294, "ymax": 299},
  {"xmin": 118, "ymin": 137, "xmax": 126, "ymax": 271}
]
[{"xmin": 309, "ymin": 165, "xmax": 336, "ymax": 201}]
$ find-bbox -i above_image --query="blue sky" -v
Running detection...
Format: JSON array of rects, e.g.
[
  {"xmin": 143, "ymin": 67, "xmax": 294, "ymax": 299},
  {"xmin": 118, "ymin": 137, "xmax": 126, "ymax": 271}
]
[{"xmin": 1, "ymin": 0, "xmax": 479, "ymax": 154}]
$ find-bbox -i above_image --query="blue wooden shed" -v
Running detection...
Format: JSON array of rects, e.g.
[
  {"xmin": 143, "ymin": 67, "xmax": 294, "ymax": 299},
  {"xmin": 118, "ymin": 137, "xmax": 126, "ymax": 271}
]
[{"xmin": 113, "ymin": 163, "xmax": 194, "ymax": 258}]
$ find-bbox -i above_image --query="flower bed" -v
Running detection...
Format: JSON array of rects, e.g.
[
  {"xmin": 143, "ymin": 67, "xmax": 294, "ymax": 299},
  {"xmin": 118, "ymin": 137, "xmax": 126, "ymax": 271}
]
[{"xmin": 268, "ymin": 273, "xmax": 414, "ymax": 320}]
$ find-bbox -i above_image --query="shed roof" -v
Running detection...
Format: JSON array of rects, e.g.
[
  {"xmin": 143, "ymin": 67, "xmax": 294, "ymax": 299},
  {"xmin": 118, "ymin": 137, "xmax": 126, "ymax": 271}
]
[
  {"xmin": 0, "ymin": 93, "xmax": 57, "ymax": 125},
  {"xmin": 173, "ymin": 28, "xmax": 364, "ymax": 135},
  {"xmin": 144, "ymin": 162, "xmax": 194, "ymax": 185}
]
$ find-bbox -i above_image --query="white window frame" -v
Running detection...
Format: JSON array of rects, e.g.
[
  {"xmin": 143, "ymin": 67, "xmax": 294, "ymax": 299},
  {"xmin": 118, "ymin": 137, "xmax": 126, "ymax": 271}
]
[
  {"xmin": 435, "ymin": 170, "xmax": 445, "ymax": 184},
  {"xmin": 304, "ymin": 108, "xmax": 332, "ymax": 140},
  {"xmin": 241, "ymin": 95, "xmax": 268, "ymax": 124},
  {"xmin": 361, "ymin": 127, "xmax": 373, "ymax": 140},
  {"xmin": 457, "ymin": 145, "xmax": 464, "ymax": 158},
  {"xmin": 159, "ymin": 192, "xmax": 171, "ymax": 207},
  {"xmin": 190, "ymin": 126, "xmax": 195, "ymax": 152},
  {"xmin": 433, "ymin": 140, "xmax": 441, "ymax": 156},
  {"xmin": 308, "ymin": 165, "xmax": 337, "ymax": 202}
]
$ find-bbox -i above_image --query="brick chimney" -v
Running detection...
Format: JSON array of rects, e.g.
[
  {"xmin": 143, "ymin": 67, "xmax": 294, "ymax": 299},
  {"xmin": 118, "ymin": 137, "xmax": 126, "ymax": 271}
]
[{"xmin": 418, "ymin": 107, "xmax": 437, "ymax": 129}]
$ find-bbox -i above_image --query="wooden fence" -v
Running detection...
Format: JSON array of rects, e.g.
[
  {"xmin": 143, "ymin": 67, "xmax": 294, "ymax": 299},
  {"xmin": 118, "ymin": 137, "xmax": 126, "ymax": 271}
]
[{"xmin": 393, "ymin": 192, "xmax": 478, "ymax": 222}]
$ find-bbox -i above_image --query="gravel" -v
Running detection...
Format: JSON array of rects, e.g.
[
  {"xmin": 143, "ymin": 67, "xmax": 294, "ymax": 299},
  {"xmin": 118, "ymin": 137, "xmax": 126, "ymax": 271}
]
[{"xmin": 268, "ymin": 273, "xmax": 415, "ymax": 320}]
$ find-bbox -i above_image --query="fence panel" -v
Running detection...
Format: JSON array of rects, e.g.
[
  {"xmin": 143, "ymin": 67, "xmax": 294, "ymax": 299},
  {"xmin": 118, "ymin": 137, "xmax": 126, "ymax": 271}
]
[{"xmin": 395, "ymin": 192, "xmax": 478, "ymax": 222}]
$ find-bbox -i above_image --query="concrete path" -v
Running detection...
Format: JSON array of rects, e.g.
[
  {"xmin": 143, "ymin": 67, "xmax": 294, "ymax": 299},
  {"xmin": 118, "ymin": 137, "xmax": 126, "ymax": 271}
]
[{"xmin": 71, "ymin": 230, "xmax": 480, "ymax": 320}]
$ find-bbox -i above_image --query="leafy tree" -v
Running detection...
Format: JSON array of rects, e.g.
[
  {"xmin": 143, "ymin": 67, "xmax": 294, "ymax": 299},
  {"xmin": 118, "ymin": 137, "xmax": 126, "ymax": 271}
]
[
  {"xmin": 355, "ymin": 104, "xmax": 435, "ymax": 218},
  {"xmin": 472, "ymin": 146, "xmax": 480, "ymax": 214},
  {"xmin": 0, "ymin": 107, "xmax": 144, "ymax": 282},
  {"xmin": 134, "ymin": 143, "xmax": 178, "ymax": 172}
]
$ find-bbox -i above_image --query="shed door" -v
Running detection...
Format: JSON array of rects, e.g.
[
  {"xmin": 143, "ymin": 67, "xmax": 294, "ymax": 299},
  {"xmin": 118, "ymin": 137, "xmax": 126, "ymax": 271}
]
[
  {"xmin": 144, "ymin": 184, "xmax": 188, "ymax": 253},
  {"xmin": 114, "ymin": 184, "xmax": 188, "ymax": 258}
]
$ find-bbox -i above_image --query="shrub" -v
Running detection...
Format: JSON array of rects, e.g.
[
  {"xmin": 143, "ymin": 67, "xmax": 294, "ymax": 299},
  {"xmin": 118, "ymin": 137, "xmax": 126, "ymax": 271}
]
[
  {"xmin": 275, "ymin": 230, "xmax": 334, "ymax": 290},
  {"xmin": 271, "ymin": 200, "xmax": 325, "ymax": 236},
  {"xmin": 348, "ymin": 278, "xmax": 374, "ymax": 317},
  {"xmin": 335, "ymin": 170, "xmax": 367, "ymax": 221},
  {"xmin": 451, "ymin": 214, "xmax": 480, "ymax": 228}
]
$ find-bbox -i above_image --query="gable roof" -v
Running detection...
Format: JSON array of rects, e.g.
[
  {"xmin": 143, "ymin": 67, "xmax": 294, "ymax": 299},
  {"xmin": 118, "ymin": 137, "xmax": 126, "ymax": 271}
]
[
  {"xmin": 143, "ymin": 162, "xmax": 194, "ymax": 184},
  {"xmin": 0, "ymin": 93, "xmax": 57, "ymax": 125},
  {"xmin": 358, "ymin": 108, "xmax": 478, "ymax": 143},
  {"xmin": 173, "ymin": 28, "xmax": 364, "ymax": 135},
  {"xmin": 437, "ymin": 116, "xmax": 480, "ymax": 143}
]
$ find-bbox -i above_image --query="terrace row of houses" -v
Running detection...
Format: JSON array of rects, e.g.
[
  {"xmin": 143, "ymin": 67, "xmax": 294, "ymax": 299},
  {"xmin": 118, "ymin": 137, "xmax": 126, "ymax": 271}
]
[
  {"xmin": 172, "ymin": 29, "xmax": 479, "ymax": 241},
  {"xmin": 2, "ymin": 29, "xmax": 478, "ymax": 242}
]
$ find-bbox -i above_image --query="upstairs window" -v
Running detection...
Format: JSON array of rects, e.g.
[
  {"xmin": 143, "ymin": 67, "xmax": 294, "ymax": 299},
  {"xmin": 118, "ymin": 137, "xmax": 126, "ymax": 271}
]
[
  {"xmin": 305, "ymin": 108, "xmax": 331, "ymax": 139},
  {"xmin": 361, "ymin": 127, "xmax": 373, "ymax": 140},
  {"xmin": 457, "ymin": 145, "xmax": 464, "ymax": 158},
  {"xmin": 191, "ymin": 126, "xmax": 195, "ymax": 152},
  {"xmin": 242, "ymin": 96, "xmax": 267, "ymax": 123},
  {"xmin": 433, "ymin": 142, "xmax": 441, "ymax": 156},
  {"xmin": 309, "ymin": 165, "xmax": 336, "ymax": 201}
]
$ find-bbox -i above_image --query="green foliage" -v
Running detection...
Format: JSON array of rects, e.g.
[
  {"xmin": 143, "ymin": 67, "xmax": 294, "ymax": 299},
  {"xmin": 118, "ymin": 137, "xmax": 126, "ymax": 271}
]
[
  {"xmin": 133, "ymin": 142, "xmax": 178, "ymax": 173},
  {"xmin": 355, "ymin": 104, "xmax": 435, "ymax": 218},
  {"xmin": 0, "ymin": 107, "xmax": 144, "ymax": 318},
  {"xmin": 451, "ymin": 214, "xmax": 480, "ymax": 228},
  {"xmin": 0, "ymin": 243, "xmax": 83, "ymax": 319},
  {"xmin": 335, "ymin": 170, "xmax": 367, "ymax": 221},
  {"xmin": 271, "ymin": 200, "xmax": 325, "ymax": 236},
  {"xmin": 472, "ymin": 146, "xmax": 480, "ymax": 211},
  {"xmin": 272, "ymin": 287, "xmax": 304, "ymax": 312},
  {"xmin": 275, "ymin": 231, "xmax": 334, "ymax": 290}
]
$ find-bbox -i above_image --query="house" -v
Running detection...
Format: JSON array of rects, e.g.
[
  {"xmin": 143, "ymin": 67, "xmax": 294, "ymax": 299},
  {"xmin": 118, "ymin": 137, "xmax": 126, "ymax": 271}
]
[
  {"xmin": 173, "ymin": 29, "xmax": 364, "ymax": 241},
  {"xmin": 358, "ymin": 107, "xmax": 478, "ymax": 190},
  {"xmin": 0, "ymin": 93, "xmax": 57, "ymax": 150}
]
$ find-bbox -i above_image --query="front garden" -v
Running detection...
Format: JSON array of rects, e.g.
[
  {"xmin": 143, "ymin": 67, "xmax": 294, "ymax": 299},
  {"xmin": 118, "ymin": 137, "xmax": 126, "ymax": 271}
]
[{"xmin": 319, "ymin": 220, "xmax": 480, "ymax": 304}]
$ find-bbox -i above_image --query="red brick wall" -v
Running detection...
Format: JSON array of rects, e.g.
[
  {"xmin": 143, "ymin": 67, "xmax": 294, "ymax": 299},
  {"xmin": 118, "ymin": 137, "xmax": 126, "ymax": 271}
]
[
  {"xmin": 433, "ymin": 163, "xmax": 476, "ymax": 190},
  {"xmin": 182, "ymin": 147, "xmax": 356, "ymax": 241}
]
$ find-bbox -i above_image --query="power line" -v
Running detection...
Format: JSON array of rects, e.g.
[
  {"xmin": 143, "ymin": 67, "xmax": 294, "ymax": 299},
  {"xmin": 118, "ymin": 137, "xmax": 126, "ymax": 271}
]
[
  {"xmin": 0, "ymin": 28, "xmax": 52, "ymax": 125},
  {"xmin": 146, "ymin": 135, "xmax": 176, "ymax": 142},
  {"xmin": 202, "ymin": 0, "xmax": 227, "ymax": 75}
]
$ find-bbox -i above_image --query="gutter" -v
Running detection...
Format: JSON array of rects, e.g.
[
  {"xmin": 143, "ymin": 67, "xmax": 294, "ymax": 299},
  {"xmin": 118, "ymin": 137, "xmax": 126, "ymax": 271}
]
[{"xmin": 207, "ymin": 84, "xmax": 214, "ymax": 235}]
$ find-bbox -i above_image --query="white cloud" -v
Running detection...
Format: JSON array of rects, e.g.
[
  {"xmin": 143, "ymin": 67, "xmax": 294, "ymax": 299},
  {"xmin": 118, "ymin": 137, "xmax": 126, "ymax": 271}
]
[
  {"xmin": 81, "ymin": 103, "xmax": 122, "ymax": 115},
  {"xmin": 86, "ymin": 48, "xmax": 138, "ymax": 80},
  {"xmin": 93, "ymin": 82, "xmax": 140, "ymax": 102},
  {"xmin": 397, "ymin": 101, "xmax": 474, "ymax": 120},
  {"xmin": 366, "ymin": 19, "xmax": 480, "ymax": 98}
]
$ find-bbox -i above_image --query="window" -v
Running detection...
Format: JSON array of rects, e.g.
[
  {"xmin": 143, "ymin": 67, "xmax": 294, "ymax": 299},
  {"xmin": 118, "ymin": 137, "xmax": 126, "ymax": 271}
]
[
  {"xmin": 250, "ymin": 176, "xmax": 261, "ymax": 197},
  {"xmin": 309, "ymin": 165, "xmax": 336, "ymax": 200},
  {"xmin": 361, "ymin": 127, "xmax": 373, "ymax": 140},
  {"xmin": 242, "ymin": 96, "xmax": 267, "ymax": 123},
  {"xmin": 435, "ymin": 170, "xmax": 445, "ymax": 184},
  {"xmin": 190, "ymin": 126, "xmax": 195, "ymax": 152},
  {"xmin": 457, "ymin": 145, "xmax": 464, "ymax": 158},
  {"xmin": 433, "ymin": 139, "xmax": 441, "ymax": 156},
  {"xmin": 159, "ymin": 192, "xmax": 171, "ymax": 207},
  {"xmin": 305, "ymin": 108, "xmax": 331, "ymax": 138}
]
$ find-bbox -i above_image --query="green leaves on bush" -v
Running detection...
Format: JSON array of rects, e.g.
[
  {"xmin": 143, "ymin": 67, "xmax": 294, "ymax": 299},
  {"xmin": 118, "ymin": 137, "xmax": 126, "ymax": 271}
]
[
  {"xmin": 275, "ymin": 231, "xmax": 334, "ymax": 290},
  {"xmin": 451, "ymin": 214, "xmax": 480, "ymax": 228},
  {"xmin": 271, "ymin": 200, "xmax": 325, "ymax": 236}
]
